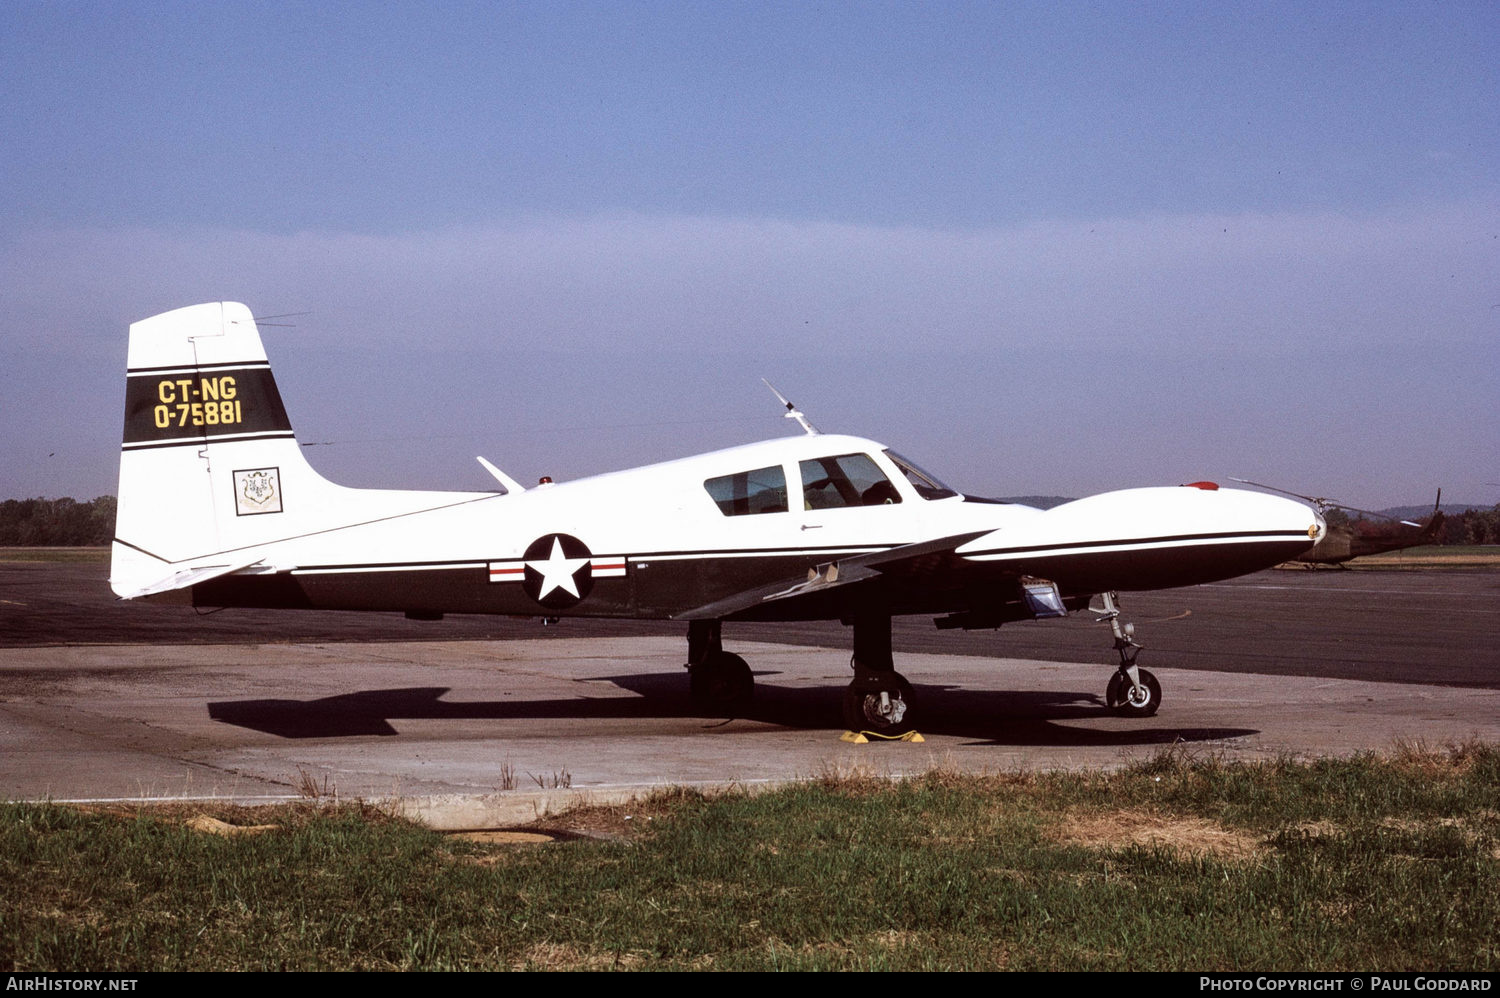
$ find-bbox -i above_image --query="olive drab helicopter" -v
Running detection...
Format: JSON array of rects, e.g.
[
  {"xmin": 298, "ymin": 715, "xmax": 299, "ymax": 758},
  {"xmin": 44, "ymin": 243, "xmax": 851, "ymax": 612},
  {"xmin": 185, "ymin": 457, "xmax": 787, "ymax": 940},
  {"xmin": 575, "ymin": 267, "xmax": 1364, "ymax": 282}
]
[{"xmin": 112, "ymin": 303, "xmax": 1324, "ymax": 735}]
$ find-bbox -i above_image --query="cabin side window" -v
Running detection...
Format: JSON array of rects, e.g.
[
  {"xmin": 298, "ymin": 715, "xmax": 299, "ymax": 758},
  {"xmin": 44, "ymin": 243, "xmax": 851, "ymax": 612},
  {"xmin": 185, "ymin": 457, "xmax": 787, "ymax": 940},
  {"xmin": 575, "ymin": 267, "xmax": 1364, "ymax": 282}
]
[
  {"xmin": 704, "ymin": 465, "xmax": 789, "ymax": 516},
  {"xmin": 799, "ymin": 453, "xmax": 902, "ymax": 510}
]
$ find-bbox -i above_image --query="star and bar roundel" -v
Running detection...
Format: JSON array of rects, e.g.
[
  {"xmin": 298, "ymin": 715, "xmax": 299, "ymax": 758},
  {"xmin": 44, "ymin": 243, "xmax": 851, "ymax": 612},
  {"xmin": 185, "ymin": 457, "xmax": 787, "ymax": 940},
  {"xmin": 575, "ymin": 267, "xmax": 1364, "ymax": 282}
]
[{"xmin": 486, "ymin": 533, "xmax": 626, "ymax": 610}]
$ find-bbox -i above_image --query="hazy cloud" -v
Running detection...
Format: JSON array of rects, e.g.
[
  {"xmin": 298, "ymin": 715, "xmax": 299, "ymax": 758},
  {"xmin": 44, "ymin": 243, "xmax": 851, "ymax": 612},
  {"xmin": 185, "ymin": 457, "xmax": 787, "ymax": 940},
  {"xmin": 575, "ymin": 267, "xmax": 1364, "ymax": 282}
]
[{"xmin": 2, "ymin": 201, "xmax": 1496, "ymax": 504}]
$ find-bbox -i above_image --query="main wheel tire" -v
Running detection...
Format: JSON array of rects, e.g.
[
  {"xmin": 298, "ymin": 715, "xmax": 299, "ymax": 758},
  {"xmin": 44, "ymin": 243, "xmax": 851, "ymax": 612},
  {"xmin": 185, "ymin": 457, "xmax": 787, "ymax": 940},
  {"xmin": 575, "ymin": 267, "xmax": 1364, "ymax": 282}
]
[
  {"xmin": 842, "ymin": 674, "xmax": 916, "ymax": 736},
  {"xmin": 1106, "ymin": 668, "xmax": 1161, "ymax": 717},
  {"xmin": 689, "ymin": 651, "xmax": 753, "ymax": 712}
]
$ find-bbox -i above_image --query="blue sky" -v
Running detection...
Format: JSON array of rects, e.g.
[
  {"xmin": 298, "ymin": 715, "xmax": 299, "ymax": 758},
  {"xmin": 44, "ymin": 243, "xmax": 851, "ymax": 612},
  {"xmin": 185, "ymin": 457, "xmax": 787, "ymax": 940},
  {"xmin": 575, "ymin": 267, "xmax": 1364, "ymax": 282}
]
[{"xmin": 3, "ymin": 1, "xmax": 1496, "ymax": 506}]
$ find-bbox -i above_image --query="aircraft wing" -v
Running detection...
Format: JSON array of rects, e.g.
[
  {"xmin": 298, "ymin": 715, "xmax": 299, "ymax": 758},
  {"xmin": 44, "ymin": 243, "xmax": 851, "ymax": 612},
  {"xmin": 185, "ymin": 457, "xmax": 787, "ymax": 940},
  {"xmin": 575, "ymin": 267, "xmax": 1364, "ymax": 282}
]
[{"xmin": 674, "ymin": 530, "xmax": 992, "ymax": 621}]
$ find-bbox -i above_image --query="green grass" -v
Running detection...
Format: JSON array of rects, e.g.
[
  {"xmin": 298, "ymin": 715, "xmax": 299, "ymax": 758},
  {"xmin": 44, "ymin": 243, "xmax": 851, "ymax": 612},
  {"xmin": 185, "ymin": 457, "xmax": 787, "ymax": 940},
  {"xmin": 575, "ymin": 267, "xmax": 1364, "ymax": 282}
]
[
  {"xmin": 1353, "ymin": 545, "xmax": 1500, "ymax": 568},
  {"xmin": 4, "ymin": 745, "xmax": 1497, "ymax": 971},
  {"xmin": 0, "ymin": 546, "xmax": 109, "ymax": 563}
]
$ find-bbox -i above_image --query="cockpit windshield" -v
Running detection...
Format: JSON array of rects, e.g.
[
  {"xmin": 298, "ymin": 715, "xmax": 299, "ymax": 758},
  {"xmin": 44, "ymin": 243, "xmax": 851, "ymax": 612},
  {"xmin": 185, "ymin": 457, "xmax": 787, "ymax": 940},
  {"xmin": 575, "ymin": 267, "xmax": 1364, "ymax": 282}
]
[{"xmin": 884, "ymin": 450, "xmax": 959, "ymax": 501}]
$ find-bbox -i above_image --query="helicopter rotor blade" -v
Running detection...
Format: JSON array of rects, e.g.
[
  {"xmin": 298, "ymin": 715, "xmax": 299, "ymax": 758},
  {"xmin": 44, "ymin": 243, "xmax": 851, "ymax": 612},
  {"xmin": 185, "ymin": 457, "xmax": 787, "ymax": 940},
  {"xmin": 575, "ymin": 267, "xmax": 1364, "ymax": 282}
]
[{"xmin": 1230, "ymin": 478, "xmax": 1421, "ymax": 525}]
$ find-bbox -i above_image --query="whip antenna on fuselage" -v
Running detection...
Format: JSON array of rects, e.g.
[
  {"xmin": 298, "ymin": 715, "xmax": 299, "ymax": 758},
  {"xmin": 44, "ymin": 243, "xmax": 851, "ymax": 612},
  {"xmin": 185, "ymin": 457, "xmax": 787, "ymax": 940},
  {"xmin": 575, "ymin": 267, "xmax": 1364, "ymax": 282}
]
[{"xmin": 762, "ymin": 379, "xmax": 819, "ymax": 435}]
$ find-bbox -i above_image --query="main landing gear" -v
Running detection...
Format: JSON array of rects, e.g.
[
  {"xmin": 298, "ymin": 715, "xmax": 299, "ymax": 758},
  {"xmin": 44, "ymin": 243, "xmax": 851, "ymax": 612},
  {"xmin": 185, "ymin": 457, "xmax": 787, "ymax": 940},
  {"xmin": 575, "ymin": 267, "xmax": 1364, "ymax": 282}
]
[
  {"xmin": 686, "ymin": 598, "xmax": 1158, "ymax": 729},
  {"xmin": 840, "ymin": 610, "xmax": 916, "ymax": 736},
  {"xmin": 685, "ymin": 613, "xmax": 918, "ymax": 735},
  {"xmin": 1097, "ymin": 591, "xmax": 1160, "ymax": 717},
  {"xmin": 685, "ymin": 620, "xmax": 753, "ymax": 712}
]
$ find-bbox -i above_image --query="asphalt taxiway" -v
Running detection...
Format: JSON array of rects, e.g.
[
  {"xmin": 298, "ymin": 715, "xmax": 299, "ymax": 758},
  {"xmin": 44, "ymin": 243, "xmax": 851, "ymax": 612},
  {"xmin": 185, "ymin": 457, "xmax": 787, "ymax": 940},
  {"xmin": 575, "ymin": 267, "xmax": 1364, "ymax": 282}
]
[{"xmin": 2, "ymin": 562, "xmax": 1496, "ymax": 825}]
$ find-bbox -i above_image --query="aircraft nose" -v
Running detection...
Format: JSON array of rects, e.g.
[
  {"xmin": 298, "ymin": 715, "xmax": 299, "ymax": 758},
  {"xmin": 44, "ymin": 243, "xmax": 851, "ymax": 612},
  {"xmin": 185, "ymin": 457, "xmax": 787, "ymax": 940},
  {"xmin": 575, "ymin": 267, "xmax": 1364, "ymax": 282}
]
[
  {"xmin": 1272, "ymin": 493, "xmax": 1325, "ymax": 548},
  {"xmin": 1230, "ymin": 488, "xmax": 1325, "ymax": 555},
  {"xmin": 1226, "ymin": 490, "xmax": 1327, "ymax": 570},
  {"xmin": 1309, "ymin": 507, "xmax": 1328, "ymax": 543}
]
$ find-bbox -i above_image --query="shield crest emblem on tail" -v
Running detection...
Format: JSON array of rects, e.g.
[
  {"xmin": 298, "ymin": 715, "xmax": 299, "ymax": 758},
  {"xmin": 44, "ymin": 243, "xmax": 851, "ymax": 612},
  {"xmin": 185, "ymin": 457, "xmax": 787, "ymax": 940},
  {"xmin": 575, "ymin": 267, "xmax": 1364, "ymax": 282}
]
[{"xmin": 234, "ymin": 467, "xmax": 282, "ymax": 515}]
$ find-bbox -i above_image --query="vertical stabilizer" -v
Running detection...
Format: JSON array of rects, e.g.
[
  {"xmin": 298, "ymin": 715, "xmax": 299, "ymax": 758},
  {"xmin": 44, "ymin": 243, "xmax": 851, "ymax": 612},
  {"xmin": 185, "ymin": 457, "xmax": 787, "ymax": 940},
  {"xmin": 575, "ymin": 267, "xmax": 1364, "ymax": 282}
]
[
  {"xmin": 112, "ymin": 302, "xmax": 489, "ymax": 598},
  {"xmin": 112, "ymin": 303, "xmax": 315, "ymax": 594}
]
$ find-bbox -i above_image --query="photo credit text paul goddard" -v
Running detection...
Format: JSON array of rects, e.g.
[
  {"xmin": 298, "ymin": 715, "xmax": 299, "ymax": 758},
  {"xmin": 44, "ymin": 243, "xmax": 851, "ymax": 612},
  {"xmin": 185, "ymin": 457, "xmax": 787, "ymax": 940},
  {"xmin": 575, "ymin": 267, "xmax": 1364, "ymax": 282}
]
[{"xmin": 1200, "ymin": 978, "xmax": 1492, "ymax": 992}]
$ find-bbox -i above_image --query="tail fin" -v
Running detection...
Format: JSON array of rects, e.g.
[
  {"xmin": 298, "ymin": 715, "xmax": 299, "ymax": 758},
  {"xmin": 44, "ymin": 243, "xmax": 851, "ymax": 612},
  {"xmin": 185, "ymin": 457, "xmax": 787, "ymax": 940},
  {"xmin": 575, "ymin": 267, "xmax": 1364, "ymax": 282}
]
[
  {"xmin": 110, "ymin": 302, "xmax": 486, "ymax": 598},
  {"xmin": 1421, "ymin": 488, "xmax": 1445, "ymax": 541}
]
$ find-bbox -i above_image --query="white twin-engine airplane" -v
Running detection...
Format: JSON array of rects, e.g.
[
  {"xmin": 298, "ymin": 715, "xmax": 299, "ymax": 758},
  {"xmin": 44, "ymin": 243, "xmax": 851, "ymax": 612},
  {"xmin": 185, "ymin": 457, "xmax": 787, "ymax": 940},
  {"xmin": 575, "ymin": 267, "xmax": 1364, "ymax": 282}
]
[{"xmin": 112, "ymin": 302, "xmax": 1325, "ymax": 735}]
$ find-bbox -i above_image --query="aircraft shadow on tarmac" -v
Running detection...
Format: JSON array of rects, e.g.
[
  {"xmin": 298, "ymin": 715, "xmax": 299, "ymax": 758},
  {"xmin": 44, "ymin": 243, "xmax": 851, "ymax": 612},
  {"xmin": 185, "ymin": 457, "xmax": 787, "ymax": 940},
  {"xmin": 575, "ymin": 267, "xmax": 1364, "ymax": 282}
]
[{"xmin": 207, "ymin": 671, "xmax": 1257, "ymax": 745}]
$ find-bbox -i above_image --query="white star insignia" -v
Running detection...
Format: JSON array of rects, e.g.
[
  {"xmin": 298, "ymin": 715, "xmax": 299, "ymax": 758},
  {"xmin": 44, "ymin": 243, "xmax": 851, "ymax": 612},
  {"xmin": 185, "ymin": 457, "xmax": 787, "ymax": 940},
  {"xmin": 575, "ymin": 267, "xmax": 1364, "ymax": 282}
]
[{"xmin": 527, "ymin": 536, "xmax": 590, "ymax": 599}]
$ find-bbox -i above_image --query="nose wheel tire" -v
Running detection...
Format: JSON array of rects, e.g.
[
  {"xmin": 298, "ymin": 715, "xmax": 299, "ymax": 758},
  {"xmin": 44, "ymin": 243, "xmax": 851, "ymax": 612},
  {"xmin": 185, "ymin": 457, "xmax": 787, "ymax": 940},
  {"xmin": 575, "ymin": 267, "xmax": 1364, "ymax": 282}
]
[
  {"xmin": 1106, "ymin": 668, "xmax": 1161, "ymax": 717},
  {"xmin": 842, "ymin": 674, "xmax": 916, "ymax": 736}
]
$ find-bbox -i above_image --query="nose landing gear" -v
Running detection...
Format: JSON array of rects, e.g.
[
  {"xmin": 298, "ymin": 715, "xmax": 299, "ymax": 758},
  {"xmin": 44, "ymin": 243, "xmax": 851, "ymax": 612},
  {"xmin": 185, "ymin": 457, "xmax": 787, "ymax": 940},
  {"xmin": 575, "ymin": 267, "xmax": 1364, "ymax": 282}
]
[{"xmin": 1097, "ymin": 591, "xmax": 1161, "ymax": 717}]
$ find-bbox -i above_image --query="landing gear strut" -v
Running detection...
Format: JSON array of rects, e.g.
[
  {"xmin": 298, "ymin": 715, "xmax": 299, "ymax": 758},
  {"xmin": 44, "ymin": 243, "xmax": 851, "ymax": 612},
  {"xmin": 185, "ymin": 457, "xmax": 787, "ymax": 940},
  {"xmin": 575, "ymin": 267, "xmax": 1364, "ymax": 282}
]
[
  {"xmin": 841, "ymin": 610, "xmax": 917, "ymax": 736},
  {"xmin": 1097, "ymin": 591, "xmax": 1160, "ymax": 717},
  {"xmin": 685, "ymin": 614, "xmax": 916, "ymax": 733},
  {"xmin": 685, "ymin": 619, "xmax": 753, "ymax": 713}
]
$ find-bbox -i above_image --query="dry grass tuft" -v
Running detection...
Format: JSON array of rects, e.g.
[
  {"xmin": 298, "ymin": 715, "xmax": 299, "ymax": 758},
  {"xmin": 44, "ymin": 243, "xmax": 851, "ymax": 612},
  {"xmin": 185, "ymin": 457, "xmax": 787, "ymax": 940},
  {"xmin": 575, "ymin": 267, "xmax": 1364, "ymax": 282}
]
[
  {"xmin": 512, "ymin": 941, "xmax": 646, "ymax": 971},
  {"xmin": 811, "ymin": 758, "xmax": 893, "ymax": 792},
  {"xmin": 451, "ymin": 829, "xmax": 558, "ymax": 846},
  {"xmin": 184, "ymin": 815, "xmax": 278, "ymax": 837},
  {"xmin": 294, "ymin": 767, "xmax": 337, "ymax": 800},
  {"xmin": 1389, "ymin": 738, "xmax": 1493, "ymax": 777},
  {"xmin": 530, "ymin": 797, "xmax": 676, "ymax": 841},
  {"xmin": 1052, "ymin": 808, "xmax": 1264, "ymax": 860}
]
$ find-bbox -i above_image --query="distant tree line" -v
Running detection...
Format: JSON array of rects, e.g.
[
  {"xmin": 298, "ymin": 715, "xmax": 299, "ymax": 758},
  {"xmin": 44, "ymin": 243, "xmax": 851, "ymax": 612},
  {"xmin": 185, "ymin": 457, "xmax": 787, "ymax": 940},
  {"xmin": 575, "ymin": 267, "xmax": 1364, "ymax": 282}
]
[
  {"xmin": 0, "ymin": 497, "xmax": 117, "ymax": 545},
  {"xmin": 1438, "ymin": 506, "xmax": 1500, "ymax": 546},
  {"xmin": 1330, "ymin": 504, "xmax": 1500, "ymax": 546}
]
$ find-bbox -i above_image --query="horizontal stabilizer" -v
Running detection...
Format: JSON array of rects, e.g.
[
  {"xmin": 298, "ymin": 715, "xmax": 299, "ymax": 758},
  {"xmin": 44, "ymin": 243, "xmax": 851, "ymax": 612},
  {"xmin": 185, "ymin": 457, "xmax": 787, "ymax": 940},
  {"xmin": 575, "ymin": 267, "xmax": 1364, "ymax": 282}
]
[{"xmin": 117, "ymin": 558, "xmax": 268, "ymax": 600}]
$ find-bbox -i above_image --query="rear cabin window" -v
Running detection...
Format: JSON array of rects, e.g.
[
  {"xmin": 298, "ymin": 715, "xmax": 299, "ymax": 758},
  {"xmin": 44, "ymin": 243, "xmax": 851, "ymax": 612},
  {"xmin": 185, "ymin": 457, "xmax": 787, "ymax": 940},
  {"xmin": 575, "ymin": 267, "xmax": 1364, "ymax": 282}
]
[
  {"xmin": 799, "ymin": 453, "xmax": 902, "ymax": 510},
  {"xmin": 704, "ymin": 465, "xmax": 789, "ymax": 516}
]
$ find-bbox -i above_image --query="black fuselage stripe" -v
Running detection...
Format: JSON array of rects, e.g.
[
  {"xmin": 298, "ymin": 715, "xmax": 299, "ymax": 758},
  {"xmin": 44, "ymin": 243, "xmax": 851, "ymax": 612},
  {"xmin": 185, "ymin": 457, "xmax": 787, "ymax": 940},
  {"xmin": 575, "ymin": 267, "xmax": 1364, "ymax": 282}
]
[
  {"xmin": 964, "ymin": 530, "xmax": 1310, "ymax": 557},
  {"xmin": 631, "ymin": 545, "xmax": 893, "ymax": 558},
  {"xmin": 295, "ymin": 547, "xmax": 889, "ymax": 573},
  {"xmin": 127, "ymin": 362, "xmax": 272, "ymax": 376},
  {"xmin": 299, "ymin": 559, "xmax": 499, "ymax": 572},
  {"xmin": 121, "ymin": 431, "xmax": 297, "ymax": 451},
  {"xmin": 282, "ymin": 531, "xmax": 1304, "ymax": 576},
  {"xmin": 191, "ymin": 535, "xmax": 1318, "ymax": 620}
]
